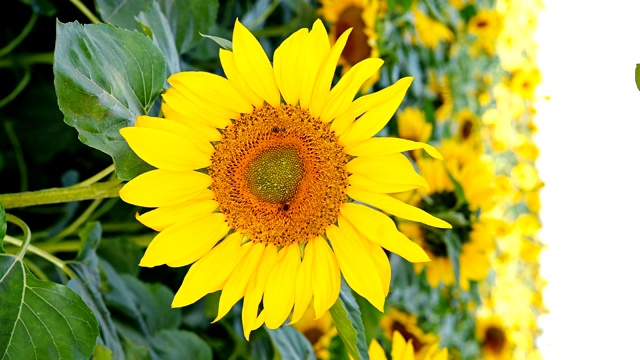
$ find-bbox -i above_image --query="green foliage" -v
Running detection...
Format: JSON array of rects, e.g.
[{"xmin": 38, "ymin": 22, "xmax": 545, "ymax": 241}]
[
  {"xmin": 0, "ymin": 203, "xmax": 6, "ymax": 253},
  {"xmin": 95, "ymin": 0, "xmax": 219, "ymax": 54},
  {"xmin": 0, "ymin": 254, "xmax": 99, "ymax": 359},
  {"xmin": 330, "ymin": 283, "xmax": 370, "ymax": 360},
  {"xmin": 268, "ymin": 326, "xmax": 316, "ymax": 360},
  {"xmin": 53, "ymin": 21, "xmax": 165, "ymax": 180},
  {"xmin": 136, "ymin": 2, "xmax": 181, "ymax": 78}
]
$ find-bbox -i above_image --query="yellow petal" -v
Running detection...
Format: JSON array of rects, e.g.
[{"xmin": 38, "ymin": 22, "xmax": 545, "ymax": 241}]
[
  {"xmin": 264, "ymin": 244, "xmax": 300, "ymax": 328},
  {"xmin": 320, "ymin": 58, "xmax": 384, "ymax": 123},
  {"xmin": 369, "ymin": 339, "xmax": 388, "ymax": 360},
  {"xmin": 172, "ymin": 232, "xmax": 244, "ymax": 307},
  {"xmin": 344, "ymin": 137, "xmax": 442, "ymax": 160},
  {"xmin": 338, "ymin": 77, "xmax": 413, "ymax": 146},
  {"xmin": 119, "ymin": 170, "xmax": 212, "ymax": 208},
  {"xmin": 136, "ymin": 199, "xmax": 218, "ymax": 231},
  {"xmin": 167, "ymin": 71, "xmax": 253, "ymax": 115},
  {"xmin": 120, "ymin": 127, "xmax": 212, "ymax": 171},
  {"xmin": 311, "ymin": 237, "xmax": 341, "ymax": 318},
  {"xmin": 347, "ymin": 187, "xmax": 452, "ymax": 229},
  {"xmin": 215, "ymin": 242, "xmax": 265, "ymax": 322},
  {"xmin": 290, "ymin": 241, "xmax": 314, "ymax": 324},
  {"xmin": 135, "ymin": 115, "xmax": 217, "ymax": 147},
  {"xmin": 232, "ymin": 20, "xmax": 280, "ymax": 107},
  {"xmin": 369, "ymin": 241, "xmax": 391, "ymax": 297},
  {"xmin": 326, "ymin": 223, "xmax": 385, "ymax": 311},
  {"xmin": 162, "ymin": 87, "xmax": 232, "ymax": 129},
  {"xmin": 242, "ymin": 244, "xmax": 278, "ymax": 339},
  {"xmin": 273, "ymin": 28, "xmax": 308, "ymax": 105},
  {"xmin": 297, "ymin": 19, "xmax": 330, "ymax": 109},
  {"xmin": 347, "ymin": 154, "xmax": 429, "ymax": 192},
  {"xmin": 340, "ymin": 203, "xmax": 430, "ymax": 263},
  {"xmin": 309, "ymin": 28, "xmax": 351, "ymax": 119},
  {"xmin": 348, "ymin": 174, "xmax": 419, "ymax": 193},
  {"xmin": 139, "ymin": 213, "xmax": 229, "ymax": 268},
  {"xmin": 158, "ymin": 104, "xmax": 223, "ymax": 142},
  {"xmin": 219, "ymin": 49, "xmax": 264, "ymax": 107}
]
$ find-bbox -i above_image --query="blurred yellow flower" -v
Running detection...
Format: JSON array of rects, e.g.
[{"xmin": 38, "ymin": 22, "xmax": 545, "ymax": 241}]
[
  {"xmin": 294, "ymin": 306, "xmax": 337, "ymax": 359},
  {"xmin": 412, "ymin": 7, "xmax": 454, "ymax": 50},
  {"xmin": 369, "ymin": 331, "xmax": 448, "ymax": 360},
  {"xmin": 320, "ymin": 0, "xmax": 380, "ymax": 89}
]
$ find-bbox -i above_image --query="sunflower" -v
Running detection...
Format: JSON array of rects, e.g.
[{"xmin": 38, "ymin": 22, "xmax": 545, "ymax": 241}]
[
  {"xmin": 475, "ymin": 314, "xmax": 512, "ymax": 360},
  {"xmin": 118, "ymin": 19, "xmax": 449, "ymax": 339},
  {"xmin": 369, "ymin": 331, "xmax": 448, "ymax": 360},
  {"xmin": 411, "ymin": 6, "xmax": 454, "ymax": 50},
  {"xmin": 401, "ymin": 220, "xmax": 491, "ymax": 290},
  {"xmin": 319, "ymin": 0, "xmax": 380, "ymax": 89},
  {"xmin": 293, "ymin": 306, "xmax": 336, "ymax": 359},
  {"xmin": 467, "ymin": 10, "xmax": 504, "ymax": 55}
]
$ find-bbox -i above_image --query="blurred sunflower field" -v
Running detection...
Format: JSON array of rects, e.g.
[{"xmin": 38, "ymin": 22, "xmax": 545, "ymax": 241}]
[{"xmin": 0, "ymin": 0, "xmax": 546, "ymax": 359}]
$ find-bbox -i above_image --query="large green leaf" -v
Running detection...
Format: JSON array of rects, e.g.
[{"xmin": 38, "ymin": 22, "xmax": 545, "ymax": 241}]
[
  {"xmin": 67, "ymin": 222, "xmax": 126, "ymax": 360},
  {"xmin": 136, "ymin": 2, "xmax": 181, "ymax": 79},
  {"xmin": 0, "ymin": 254, "xmax": 99, "ymax": 359},
  {"xmin": 95, "ymin": 0, "xmax": 219, "ymax": 54},
  {"xmin": 329, "ymin": 283, "xmax": 370, "ymax": 360},
  {"xmin": 53, "ymin": 21, "xmax": 165, "ymax": 180},
  {"xmin": 267, "ymin": 326, "xmax": 316, "ymax": 360},
  {"xmin": 150, "ymin": 330, "xmax": 212, "ymax": 360},
  {"xmin": 0, "ymin": 202, "xmax": 6, "ymax": 253}
]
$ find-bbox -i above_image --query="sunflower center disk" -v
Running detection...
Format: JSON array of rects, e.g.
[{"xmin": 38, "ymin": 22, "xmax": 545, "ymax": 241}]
[{"xmin": 245, "ymin": 146, "xmax": 304, "ymax": 204}]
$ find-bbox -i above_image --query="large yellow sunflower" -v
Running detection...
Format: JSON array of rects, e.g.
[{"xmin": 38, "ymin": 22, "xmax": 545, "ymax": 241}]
[{"xmin": 118, "ymin": 19, "xmax": 449, "ymax": 339}]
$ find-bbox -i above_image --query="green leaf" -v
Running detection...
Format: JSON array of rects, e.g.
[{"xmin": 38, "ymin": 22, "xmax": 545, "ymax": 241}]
[
  {"xmin": 0, "ymin": 202, "xmax": 6, "ymax": 253},
  {"xmin": 97, "ymin": 236, "xmax": 143, "ymax": 276},
  {"xmin": 267, "ymin": 326, "xmax": 316, "ymax": 360},
  {"xmin": 442, "ymin": 230, "xmax": 462, "ymax": 285},
  {"xmin": 0, "ymin": 254, "xmax": 99, "ymax": 359},
  {"xmin": 200, "ymin": 34, "xmax": 232, "ymax": 51},
  {"xmin": 53, "ymin": 21, "xmax": 165, "ymax": 180},
  {"xmin": 93, "ymin": 344, "xmax": 113, "ymax": 360},
  {"xmin": 329, "ymin": 283, "xmax": 370, "ymax": 360},
  {"xmin": 136, "ymin": 2, "xmax": 181, "ymax": 79},
  {"xmin": 67, "ymin": 222, "xmax": 126, "ymax": 360},
  {"xmin": 353, "ymin": 292, "xmax": 383, "ymax": 346},
  {"xmin": 120, "ymin": 274, "xmax": 181, "ymax": 334},
  {"xmin": 150, "ymin": 330, "xmax": 212, "ymax": 360},
  {"xmin": 95, "ymin": 0, "xmax": 219, "ymax": 54},
  {"xmin": 636, "ymin": 64, "xmax": 640, "ymax": 91}
]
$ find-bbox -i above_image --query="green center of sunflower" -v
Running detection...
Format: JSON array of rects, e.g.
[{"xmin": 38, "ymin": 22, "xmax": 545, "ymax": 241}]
[{"xmin": 245, "ymin": 146, "xmax": 304, "ymax": 204}]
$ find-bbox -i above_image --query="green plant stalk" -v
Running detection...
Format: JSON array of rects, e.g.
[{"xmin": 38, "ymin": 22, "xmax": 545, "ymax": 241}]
[
  {"xmin": 4, "ymin": 235, "xmax": 74, "ymax": 278},
  {"xmin": 6, "ymin": 214, "xmax": 31, "ymax": 260},
  {"xmin": 0, "ymin": 178, "xmax": 123, "ymax": 209},
  {"xmin": 74, "ymin": 164, "xmax": 115, "ymax": 187},
  {"xmin": 50, "ymin": 198, "xmax": 103, "ymax": 243},
  {"xmin": 22, "ymin": 257, "xmax": 49, "ymax": 281},
  {"xmin": 0, "ymin": 67, "xmax": 31, "ymax": 109},
  {"xmin": 0, "ymin": 52, "xmax": 54, "ymax": 68},
  {"xmin": 3, "ymin": 122, "xmax": 28, "ymax": 191},
  {"xmin": 69, "ymin": 0, "xmax": 101, "ymax": 24},
  {"xmin": 0, "ymin": 12, "xmax": 38, "ymax": 58}
]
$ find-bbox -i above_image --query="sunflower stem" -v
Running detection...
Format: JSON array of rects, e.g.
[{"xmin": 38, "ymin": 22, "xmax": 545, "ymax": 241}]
[
  {"xmin": 69, "ymin": 0, "xmax": 101, "ymax": 24},
  {"xmin": 3, "ymin": 235, "xmax": 74, "ymax": 278},
  {"xmin": 0, "ymin": 178, "xmax": 123, "ymax": 209}
]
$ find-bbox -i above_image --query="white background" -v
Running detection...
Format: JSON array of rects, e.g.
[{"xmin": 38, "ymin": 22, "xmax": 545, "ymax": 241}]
[{"xmin": 535, "ymin": 0, "xmax": 640, "ymax": 358}]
